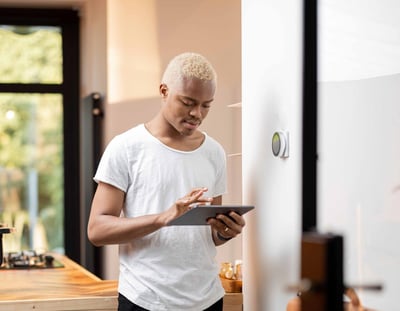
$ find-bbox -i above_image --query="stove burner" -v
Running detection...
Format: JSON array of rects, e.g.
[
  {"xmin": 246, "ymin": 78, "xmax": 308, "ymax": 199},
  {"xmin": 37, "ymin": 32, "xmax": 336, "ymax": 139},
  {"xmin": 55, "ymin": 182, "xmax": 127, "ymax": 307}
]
[{"xmin": 1, "ymin": 250, "xmax": 63, "ymax": 269}]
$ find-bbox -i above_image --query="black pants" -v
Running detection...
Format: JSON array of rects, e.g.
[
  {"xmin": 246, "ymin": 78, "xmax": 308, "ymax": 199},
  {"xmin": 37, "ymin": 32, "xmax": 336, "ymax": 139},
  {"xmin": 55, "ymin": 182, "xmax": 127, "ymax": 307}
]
[{"xmin": 118, "ymin": 293, "xmax": 223, "ymax": 311}]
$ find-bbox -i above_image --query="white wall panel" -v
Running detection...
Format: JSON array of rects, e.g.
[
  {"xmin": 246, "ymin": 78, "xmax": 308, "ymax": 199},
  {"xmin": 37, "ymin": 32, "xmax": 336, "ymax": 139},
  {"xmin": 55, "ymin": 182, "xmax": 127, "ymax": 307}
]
[{"xmin": 242, "ymin": 0, "xmax": 303, "ymax": 309}]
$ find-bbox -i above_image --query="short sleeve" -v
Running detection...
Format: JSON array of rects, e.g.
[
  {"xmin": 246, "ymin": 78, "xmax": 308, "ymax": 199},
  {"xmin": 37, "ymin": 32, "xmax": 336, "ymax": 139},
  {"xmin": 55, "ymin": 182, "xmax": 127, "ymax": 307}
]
[{"xmin": 94, "ymin": 134, "xmax": 130, "ymax": 192}]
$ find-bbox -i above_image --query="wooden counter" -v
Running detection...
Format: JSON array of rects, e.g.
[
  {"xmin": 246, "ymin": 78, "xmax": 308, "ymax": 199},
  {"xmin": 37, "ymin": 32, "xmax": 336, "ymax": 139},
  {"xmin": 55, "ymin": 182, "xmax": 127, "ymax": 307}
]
[
  {"xmin": 0, "ymin": 254, "xmax": 118, "ymax": 310},
  {"xmin": 0, "ymin": 254, "xmax": 242, "ymax": 311}
]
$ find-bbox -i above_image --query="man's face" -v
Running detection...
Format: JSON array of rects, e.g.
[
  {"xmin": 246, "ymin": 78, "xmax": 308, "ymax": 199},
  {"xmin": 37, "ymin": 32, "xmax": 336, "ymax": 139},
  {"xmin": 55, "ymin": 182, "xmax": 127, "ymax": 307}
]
[{"xmin": 160, "ymin": 77, "xmax": 216, "ymax": 136}]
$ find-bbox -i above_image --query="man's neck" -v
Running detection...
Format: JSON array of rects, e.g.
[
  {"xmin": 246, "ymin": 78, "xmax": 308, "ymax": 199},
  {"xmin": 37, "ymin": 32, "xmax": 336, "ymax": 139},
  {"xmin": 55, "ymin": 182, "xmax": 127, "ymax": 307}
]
[{"xmin": 145, "ymin": 118, "xmax": 204, "ymax": 151}]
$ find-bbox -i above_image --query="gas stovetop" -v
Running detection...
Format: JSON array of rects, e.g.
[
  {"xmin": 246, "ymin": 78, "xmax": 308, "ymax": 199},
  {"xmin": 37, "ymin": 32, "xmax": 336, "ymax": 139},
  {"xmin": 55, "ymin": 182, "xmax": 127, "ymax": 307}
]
[{"xmin": 0, "ymin": 250, "xmax": 64, "ymax": 270}]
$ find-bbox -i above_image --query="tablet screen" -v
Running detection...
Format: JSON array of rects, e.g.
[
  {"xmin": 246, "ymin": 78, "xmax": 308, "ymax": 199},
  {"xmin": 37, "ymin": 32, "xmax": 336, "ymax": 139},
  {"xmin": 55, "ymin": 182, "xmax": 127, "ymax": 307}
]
[{"xmin": 167, "ymin": 205, "xmax": 255, "ymax": 226}]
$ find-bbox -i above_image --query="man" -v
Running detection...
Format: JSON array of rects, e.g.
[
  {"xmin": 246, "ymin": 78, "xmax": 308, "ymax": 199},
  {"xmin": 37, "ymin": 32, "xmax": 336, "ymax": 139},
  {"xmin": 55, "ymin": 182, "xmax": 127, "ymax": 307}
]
[{"xmin": 88, "ymin": 52, "xmax": 246, "ymax": 311}]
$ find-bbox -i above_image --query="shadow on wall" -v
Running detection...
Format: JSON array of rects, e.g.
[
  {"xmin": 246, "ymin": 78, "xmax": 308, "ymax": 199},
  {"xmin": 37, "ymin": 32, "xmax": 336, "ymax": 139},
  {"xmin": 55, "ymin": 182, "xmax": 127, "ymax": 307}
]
[{"xmin": 105, "ymin": 97, "xmax": 161, "ymax": 141}]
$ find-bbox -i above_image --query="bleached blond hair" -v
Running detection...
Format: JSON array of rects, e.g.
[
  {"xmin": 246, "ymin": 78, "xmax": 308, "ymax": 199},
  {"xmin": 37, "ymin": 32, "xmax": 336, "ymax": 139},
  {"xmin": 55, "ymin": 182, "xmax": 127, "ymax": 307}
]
[{"xmin": 161, "ymin": 52, "xmax": 217, "ymax": 89}]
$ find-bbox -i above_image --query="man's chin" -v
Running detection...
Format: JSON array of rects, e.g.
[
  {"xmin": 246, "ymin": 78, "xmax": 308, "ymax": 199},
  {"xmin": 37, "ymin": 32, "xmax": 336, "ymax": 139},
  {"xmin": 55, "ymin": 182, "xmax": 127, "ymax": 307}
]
[{"xmin": 179, "ymin": 128, "xmax": 196, "ymax": 136}]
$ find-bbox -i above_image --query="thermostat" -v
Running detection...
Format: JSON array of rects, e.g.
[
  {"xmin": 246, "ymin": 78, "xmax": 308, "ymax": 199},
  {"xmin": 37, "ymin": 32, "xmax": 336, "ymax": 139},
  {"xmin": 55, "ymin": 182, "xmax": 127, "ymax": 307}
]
[{"xmin": 272, "ymin": 131, "xmax": 289, "ymax": 158}]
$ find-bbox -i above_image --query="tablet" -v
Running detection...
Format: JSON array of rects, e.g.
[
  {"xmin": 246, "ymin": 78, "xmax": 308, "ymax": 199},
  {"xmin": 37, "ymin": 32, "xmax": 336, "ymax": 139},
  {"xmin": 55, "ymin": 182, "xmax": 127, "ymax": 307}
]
[{"xmin": 167, "ymin": 205, "xmax": 255, "ymax": 226}]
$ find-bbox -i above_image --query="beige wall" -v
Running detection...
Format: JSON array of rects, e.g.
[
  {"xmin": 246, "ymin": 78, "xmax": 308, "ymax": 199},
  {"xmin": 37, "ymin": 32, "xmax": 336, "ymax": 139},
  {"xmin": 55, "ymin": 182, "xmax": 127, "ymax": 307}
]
[{"xmin": 105, "ymin": 0, "xmax": 241, "ymax": 151}]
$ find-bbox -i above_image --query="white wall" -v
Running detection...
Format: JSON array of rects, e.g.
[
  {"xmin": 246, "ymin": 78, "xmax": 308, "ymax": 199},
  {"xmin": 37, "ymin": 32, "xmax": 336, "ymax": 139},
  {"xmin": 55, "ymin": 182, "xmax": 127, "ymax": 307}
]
[
  {"xmin": 318, "ymin": 75, "xmax": 400, "ymax": 311},
  {"xmin": 242, "ymin": 0, "xmax": 303, "ymax": 310}
]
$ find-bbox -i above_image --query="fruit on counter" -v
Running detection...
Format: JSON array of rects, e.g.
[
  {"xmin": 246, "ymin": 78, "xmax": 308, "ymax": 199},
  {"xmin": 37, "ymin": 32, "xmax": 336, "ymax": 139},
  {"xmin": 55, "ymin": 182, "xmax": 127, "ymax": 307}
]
[{"xmin": 219, "ymin": 262, "xmax": 234, "ymax": 279}]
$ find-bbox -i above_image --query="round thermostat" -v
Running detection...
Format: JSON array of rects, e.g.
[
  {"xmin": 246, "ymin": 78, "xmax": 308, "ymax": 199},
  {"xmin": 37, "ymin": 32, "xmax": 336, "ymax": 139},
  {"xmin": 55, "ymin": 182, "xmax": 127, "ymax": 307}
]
[{"xmin": 272, "ymin": 131, "xmax": 289, "ymax": 158}]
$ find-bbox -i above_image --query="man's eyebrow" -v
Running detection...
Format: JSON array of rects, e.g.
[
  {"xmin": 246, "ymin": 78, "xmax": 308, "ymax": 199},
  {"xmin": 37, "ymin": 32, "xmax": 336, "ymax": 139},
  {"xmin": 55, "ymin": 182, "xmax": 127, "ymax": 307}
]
[{"xmin": 180, "ymin": 95, "xmax": 214, "ymax": 104}]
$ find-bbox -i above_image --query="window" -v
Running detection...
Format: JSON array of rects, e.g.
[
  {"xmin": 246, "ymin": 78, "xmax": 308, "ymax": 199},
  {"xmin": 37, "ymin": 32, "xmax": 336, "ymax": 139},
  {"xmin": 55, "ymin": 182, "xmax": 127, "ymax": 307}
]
[{"xmin": 0, "ymin": 8, "xmax": 80, "ymax": 263}]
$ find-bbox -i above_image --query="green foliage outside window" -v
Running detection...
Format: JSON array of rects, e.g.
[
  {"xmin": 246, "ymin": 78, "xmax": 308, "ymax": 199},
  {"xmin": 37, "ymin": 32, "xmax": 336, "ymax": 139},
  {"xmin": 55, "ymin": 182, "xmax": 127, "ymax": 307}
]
[
  {"xmin": 0, "ymin": 26, "xmax": 64, "ymax": 254},
  {"xmin": 0, "ymin": 26, "xmax": 62, "ymax": 84}
]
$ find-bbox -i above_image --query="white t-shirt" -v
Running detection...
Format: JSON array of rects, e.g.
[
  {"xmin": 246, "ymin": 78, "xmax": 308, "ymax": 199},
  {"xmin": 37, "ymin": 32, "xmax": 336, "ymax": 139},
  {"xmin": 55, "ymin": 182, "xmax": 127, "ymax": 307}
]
[{"xmin": 94, "ymin": 124, "xmax": 227, "ymax": 310}]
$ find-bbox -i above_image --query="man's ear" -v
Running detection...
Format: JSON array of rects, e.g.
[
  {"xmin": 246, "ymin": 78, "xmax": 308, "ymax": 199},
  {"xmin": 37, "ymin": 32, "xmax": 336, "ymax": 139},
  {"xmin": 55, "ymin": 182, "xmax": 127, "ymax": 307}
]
[{"xmin": 159, "ymin": 84, "xmax": 168, "ymax": 97}]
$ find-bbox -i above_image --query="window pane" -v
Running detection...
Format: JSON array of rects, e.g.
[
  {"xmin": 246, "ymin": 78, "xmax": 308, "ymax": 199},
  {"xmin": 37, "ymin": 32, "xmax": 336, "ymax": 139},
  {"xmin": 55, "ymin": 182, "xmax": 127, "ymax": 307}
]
[
  {"xmin": 0, "ymin": 25, "xmax": 62, "ymax": 84},
  {"xmin": 0, "ymin": 93, "xmax": 64, "ymax": 254}
]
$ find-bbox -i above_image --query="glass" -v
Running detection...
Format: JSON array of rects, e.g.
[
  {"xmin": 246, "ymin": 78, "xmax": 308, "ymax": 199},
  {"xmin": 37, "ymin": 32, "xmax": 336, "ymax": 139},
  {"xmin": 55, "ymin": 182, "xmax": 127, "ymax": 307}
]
[
  {"xmin": 0, "ymin": 93, "xmax": 64, "ymax": 254},
  {"xmin": 318, "ymin": 1, "xmax": 400, "ymax": 310},
  {"xmin": 0, "ymin": 25, "xmax": 62, "ymax": 84}
]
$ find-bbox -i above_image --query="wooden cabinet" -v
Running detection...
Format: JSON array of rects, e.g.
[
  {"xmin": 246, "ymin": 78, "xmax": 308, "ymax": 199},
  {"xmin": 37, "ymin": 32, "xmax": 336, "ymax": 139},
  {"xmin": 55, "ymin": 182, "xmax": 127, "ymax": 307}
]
[
  {"xmin": 224, "ymin": 293, "xmax": 243, "ymax": 311},
  {"xmin": 0, "ymin": 254, "xmax": 242, "ymax": 311}
]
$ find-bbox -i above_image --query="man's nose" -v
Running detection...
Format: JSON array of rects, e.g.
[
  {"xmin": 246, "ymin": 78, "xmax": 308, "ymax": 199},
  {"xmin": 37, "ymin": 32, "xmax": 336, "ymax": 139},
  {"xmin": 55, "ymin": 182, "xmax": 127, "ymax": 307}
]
[{"xmin": 189, "ymin": 105, "xmax": 202, "ymax": 118}]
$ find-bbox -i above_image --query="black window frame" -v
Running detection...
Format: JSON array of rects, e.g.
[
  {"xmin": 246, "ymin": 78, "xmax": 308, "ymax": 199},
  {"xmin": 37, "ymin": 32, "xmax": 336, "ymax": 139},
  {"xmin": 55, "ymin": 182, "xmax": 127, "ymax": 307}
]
[{"xmin": 0, "ymin": 8, "xmax": 81, "ymax": 263}]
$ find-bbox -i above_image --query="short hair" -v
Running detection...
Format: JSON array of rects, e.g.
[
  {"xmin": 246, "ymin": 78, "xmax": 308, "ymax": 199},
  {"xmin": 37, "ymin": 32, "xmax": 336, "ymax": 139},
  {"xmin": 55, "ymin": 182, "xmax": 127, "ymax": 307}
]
[{"xmin": 161, "ymin": 52, "xmax": 217, "ymax": 89}]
